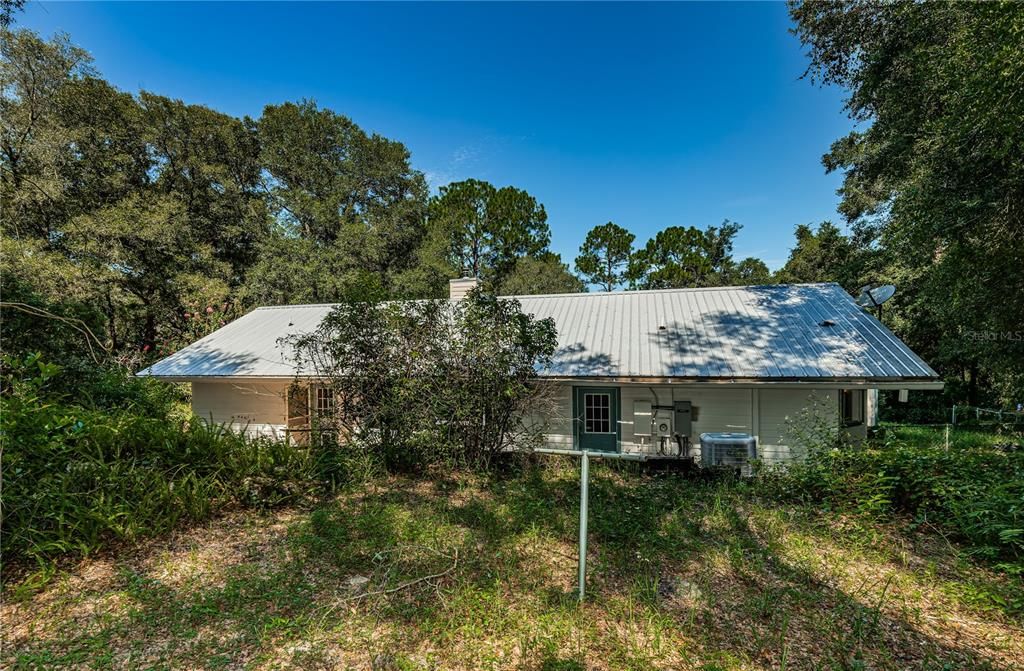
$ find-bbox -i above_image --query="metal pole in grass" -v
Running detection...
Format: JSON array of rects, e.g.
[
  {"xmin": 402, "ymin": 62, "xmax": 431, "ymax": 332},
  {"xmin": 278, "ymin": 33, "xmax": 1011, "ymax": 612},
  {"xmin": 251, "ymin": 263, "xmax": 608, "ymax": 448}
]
[
  {"xmin": 578, "ymin": 451, "xmax": 590, "ymax": 602},
  {"xmin": 534, "ymin": 447, "xmax": 644, "ymax": 601}
]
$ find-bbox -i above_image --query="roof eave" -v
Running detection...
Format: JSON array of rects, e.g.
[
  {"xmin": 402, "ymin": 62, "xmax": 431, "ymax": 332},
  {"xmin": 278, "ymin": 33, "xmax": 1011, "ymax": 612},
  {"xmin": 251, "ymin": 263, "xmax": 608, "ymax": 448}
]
[
  {"xmin": 138, "ymin": 371, "xmax": 944, "ymax": 390},
  {"xmin": 135, "ymin": 373, "xmax": 298, "ymax": 383},
  {"xmin": 536, "ymin": 375, "xmax": 944, "ymax": 389}
]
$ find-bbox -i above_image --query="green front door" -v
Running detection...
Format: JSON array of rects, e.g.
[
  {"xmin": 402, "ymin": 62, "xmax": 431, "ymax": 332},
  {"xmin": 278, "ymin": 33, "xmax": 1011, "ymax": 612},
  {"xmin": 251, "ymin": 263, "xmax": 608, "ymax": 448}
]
[{"xmin": 573, "ymin": 386, "xmax": 620, "ymax": 452}]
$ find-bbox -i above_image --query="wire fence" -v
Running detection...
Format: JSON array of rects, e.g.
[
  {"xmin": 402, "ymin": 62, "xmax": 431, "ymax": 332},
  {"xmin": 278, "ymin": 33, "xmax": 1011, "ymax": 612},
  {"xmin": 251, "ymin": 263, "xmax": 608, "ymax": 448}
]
[
  {"xmin": 879, "ymin": 401, "xmax": 1024, "ymax": 429},
  {"xmin": 873, "ymin": 404, "xmax": 1024, "ymax": 452},
  {"xmin": 950, "ymin": 404, "xmax": 1024, "ymax": 427}
]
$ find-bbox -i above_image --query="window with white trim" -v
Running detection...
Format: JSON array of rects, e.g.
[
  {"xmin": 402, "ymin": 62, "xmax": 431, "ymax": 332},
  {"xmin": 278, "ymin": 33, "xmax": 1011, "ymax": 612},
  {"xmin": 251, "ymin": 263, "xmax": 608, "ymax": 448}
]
[{"xmin": 315, "ymin": 386, "xmax": 336, "ymax": 418}]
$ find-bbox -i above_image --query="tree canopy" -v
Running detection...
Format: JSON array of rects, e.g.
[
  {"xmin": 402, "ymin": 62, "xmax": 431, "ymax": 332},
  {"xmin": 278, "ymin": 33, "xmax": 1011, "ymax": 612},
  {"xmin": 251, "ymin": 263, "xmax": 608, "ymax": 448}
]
[
  {"xmin": 774, "ymin": 222, "xmax": 862, "ymax": 289},
  {"xmin": 427, "ymin": 178, "xmax": 550, "ymax": 284},
  {"xmin": 575, "ymin": 222, "xmax": 634, "ymax": 291},
  {"xmin": 791, "ymin": 0, "xmax": 1024, "ymax": 403},
  {"xmin": 499, "ymin": 253, "xmax": 585, "ymax": 296},
  {"xmin": 627, "ymin": 221, "xmax": 742, "ymax": 290}
]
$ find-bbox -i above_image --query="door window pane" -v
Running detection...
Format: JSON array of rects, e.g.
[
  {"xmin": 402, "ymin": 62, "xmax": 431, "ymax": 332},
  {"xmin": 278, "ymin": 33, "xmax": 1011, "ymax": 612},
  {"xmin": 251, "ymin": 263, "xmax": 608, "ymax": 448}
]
[{"xmin": 584, "ymin": 393, "xmax": 612, "ymax": 433}]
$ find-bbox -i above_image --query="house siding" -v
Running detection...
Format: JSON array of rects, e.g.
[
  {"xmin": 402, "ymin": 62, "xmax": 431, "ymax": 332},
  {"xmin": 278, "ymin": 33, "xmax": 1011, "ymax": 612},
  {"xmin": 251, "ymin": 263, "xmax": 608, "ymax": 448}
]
[
  {"xmin": 539, "ymin": 382, "xmax": 855, "ymax": 466},
  {"xmin": 618, "ymin": 386, "xmax": 753, "ymax": 458},
  {"xmin": 189, "ymin": 379, "xmax": 864, "ymax": 462},
  {"xmin": 191, "ymin": 381, "xmax": 289, "ymax": 439},
  {"xmin": 529, "ymin": 383, "xmax": 574, "ymax": 449},
  {"xmin": 758, "ymin": 388, "xmax": 839, "ymax": 463}
]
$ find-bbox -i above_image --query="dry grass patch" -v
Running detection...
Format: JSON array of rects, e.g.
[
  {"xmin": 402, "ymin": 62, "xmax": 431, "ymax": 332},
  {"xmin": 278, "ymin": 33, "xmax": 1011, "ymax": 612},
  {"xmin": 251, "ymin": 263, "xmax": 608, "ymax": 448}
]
[{"xmin": 3, "ymin": 465, "xmax": 1022, "ymax": 670}]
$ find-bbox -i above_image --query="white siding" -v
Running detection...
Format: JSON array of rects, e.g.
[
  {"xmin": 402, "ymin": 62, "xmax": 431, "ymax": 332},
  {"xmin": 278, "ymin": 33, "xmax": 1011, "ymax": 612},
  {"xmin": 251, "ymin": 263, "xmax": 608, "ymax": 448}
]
[
  {"xmin": 191, "ymin": 381, "xmax": 289, "ymax": 439},
  {"xmin": 530, "ymin": 383, "xmax": 574, "ymax": 449},
  {"xmin": 188, "ymin": 379, "xmax": 848, "ymax": 458},
  {"xmin": 758, "ymin": 388, "xmax": 840, "ymax": 463},
  {"xmin": 618, "ymin": 386, "xmax": 754, "ymax": 458},
  {"xmin": 536, "ymin": 383, "xmax": 846, "ymax": 466}
]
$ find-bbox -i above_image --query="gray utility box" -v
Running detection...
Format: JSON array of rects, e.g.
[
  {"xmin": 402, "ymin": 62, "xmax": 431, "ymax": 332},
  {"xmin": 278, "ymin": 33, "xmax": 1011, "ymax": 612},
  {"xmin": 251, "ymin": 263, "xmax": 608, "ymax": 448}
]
[
  {"xmin": 699, "ymin": 432, "xmax": 757, "ymax": 475},
  {"xmin": 673, "ymin": 401, "xmax": 692, "ymax": 439}
]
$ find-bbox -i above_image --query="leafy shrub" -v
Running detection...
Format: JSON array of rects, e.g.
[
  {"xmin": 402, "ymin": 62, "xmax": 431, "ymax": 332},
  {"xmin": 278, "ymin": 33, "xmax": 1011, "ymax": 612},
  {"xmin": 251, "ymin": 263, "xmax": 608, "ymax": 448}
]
[
  {"xmin": 0, "ymin": 354, "xmax": 349, "ymax": 570},
  {"xmin": 287, "ymin": 290, "xmax": 559, "ymax": 471},
  {"xmin": 758, "ymin": 425, "xmax": 1024, "ymax": 564}
]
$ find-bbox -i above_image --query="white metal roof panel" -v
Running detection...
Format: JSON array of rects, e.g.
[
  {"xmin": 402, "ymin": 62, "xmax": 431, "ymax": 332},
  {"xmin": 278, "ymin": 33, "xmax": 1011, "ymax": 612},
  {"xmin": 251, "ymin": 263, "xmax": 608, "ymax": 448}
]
[{"xmin": 138, "ymin": 283, "xmax": 940, "ymax": 382}]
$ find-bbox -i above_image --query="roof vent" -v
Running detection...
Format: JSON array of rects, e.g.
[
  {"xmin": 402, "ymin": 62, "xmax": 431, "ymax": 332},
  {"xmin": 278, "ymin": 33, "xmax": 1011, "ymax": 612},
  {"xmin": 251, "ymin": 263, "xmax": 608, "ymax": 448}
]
[{"xmin": 819, "ymin": 319, "xmax": 836, "ymax": 327}]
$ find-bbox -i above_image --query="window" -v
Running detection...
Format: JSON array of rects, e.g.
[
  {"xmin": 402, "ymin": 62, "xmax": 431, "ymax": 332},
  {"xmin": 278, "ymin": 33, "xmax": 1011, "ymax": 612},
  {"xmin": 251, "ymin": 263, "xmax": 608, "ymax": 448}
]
[
  {"xmin": 584, "ymin": 393, "xmax": 613, "ymax": 433},
  {"xmin": 315, "ymin": 386, "xmax": 335, "ymax": 418},
  {"xmin": 840, "ymin": 389, "xmax": 864, "ymax": 426}
]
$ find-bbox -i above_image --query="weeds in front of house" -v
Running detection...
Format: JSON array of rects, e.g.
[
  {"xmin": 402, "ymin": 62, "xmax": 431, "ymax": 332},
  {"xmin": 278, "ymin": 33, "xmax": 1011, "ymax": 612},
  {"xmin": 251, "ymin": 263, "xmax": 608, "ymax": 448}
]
[
  {"xmin": 5, "ymin": 356, "xmax": 1023, "ymax": 668},
  {"xmin": 1, "ymin": 354, "xmax": 374, "ymax": 576},
  {"xmin": 5, "ymin": 462, "xmax": 1022, "ymax": 670},
  {"xmin": 757, "ymin": 410, "xmax": 1024, "ymax": 573}
]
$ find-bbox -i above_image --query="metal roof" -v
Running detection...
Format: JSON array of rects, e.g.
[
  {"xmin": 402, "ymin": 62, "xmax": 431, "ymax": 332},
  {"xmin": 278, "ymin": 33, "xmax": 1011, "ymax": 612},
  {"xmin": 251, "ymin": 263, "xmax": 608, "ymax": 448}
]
[{"xmin": 138, "ymin": 283, "xmax": 940, "ymax": 383}]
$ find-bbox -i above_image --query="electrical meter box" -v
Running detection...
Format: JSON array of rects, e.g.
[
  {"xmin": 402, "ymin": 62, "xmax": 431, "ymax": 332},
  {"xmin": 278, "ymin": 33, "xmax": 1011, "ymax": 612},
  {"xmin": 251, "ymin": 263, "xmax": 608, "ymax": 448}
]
[
  {"xmin": 654, "ymin": 409, "xmax": 673, "ymax": 437},
  {"xmin": 673, "ymin": 401, "xmax": 692, "ymax": 439}
]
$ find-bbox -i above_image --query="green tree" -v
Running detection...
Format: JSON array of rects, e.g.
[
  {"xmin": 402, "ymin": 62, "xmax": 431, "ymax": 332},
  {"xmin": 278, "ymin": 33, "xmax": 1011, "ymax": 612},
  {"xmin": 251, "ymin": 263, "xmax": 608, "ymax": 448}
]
[
  {"xmin": 0, "ymin": 2, "xmax": 23, "ymax": 28},
  {"xmin": 628, "ymin": 221, "xmax": 742, "ymax": 290},
  {"xmin": 791, "ymin": 1, "xmax": 1024, "ymax": 403},
  {"xmin": 428, "ymin": 178, "xmax": 550, "ymax": 284},
  {"xmin": 774, "ymin": 222, "xmax": 862, "ymax": 289},
  {"xmin": 240, "ymin": 235, "xmax": 386, "ymax": 306},
  {"xmin": 141, "ymin": 92, "xmax": 266, "ymax": 278},
  {"xmin": 499, "ymin": 252, "xmax": 584, "ymax": 296},
  {"xmin": 574, "ymin": 221, "xmax": 634, "ymax": 291},
  {"xmin": 730, "ymin": 257, "xmax": 772, "ymax": 285},
  {"xmin": 287, "ymin": 291, "xmax": 558, "ymax": 470},
  {"xmin": 63, "ymin": 194, "xmax": 233, "ymax": 352},
  {"xmin": 256, "ymin": 100, "xmax": 428, "ymax": 288},
  {"xmin": 1, "ymin": 29, "xmax": 95, "ymax": 240},
  {"xmin": 1, "ymin": 30, "xmax": 267, "ymax": 355}
]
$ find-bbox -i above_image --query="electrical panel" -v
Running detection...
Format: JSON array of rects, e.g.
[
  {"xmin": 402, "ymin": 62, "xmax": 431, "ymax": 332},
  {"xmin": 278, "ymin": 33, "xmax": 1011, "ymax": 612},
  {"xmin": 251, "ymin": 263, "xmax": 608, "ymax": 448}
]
[
  {"xmin": 673, "ymin": 401, "xmax": 692, "ymax": 438},
  {"xmin": 632, "ymin": 400, "xmax": 652, "ymax": 437}
]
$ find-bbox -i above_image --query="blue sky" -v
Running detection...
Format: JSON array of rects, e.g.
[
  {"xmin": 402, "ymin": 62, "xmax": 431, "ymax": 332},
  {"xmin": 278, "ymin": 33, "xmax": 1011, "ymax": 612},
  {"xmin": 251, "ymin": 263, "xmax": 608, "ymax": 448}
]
[{"xmin": 19, "ymin": 1, "xmax": 855, "ymax": 270}]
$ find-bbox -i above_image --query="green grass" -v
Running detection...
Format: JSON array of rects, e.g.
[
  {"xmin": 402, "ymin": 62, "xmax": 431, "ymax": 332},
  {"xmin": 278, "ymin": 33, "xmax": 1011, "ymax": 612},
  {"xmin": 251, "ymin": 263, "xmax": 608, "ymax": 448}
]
[
  {"xmin": 881, "ymin": 423, "xmax": 1022, "ymax": 451},
  {"xmin": 4, "ymin": 461, "xmax": 1023, "ymax": 670},
  {"xmin": 759, "ymin": 423, "xmax": 1024, "ymax": 565}
]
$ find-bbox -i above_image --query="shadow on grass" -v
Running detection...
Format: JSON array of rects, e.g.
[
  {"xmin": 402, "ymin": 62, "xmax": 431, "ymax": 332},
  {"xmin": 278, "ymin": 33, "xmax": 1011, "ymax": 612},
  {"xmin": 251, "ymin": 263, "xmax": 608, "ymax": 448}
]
[{"xmin": 6, "ymin": 463, "xmax": 1020, "ymax": 670}]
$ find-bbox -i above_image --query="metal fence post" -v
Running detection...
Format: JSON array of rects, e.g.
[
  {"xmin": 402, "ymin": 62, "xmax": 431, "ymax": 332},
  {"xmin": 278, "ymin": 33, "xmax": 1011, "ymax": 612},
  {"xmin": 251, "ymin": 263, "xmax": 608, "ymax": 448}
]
[{"xmin": 578, "ymin": 451, "xmax": 589, "ymax": 602}]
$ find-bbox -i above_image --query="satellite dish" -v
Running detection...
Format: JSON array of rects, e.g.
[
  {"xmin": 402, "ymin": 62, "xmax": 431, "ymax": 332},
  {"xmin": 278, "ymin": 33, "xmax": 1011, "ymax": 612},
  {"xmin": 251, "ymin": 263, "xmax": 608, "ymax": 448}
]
[
  {"xmin": 855, "ymin": 284, "xmax": 896, "ymax": 318},
  {"xmin": 870, "ymin": 284, "xmax": 896, "ymax": 305},
  {"xmin": 855, "ymin": 285, "xmax": 875, "ymax": 308}
]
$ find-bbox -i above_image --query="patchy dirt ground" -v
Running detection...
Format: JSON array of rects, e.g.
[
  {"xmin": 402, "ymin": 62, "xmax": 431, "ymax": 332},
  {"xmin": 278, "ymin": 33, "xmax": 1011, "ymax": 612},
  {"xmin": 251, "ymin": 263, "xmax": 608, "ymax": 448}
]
[{"xmin": 3, "ymin": 468, "xmax": 1022, "ymax": 670}]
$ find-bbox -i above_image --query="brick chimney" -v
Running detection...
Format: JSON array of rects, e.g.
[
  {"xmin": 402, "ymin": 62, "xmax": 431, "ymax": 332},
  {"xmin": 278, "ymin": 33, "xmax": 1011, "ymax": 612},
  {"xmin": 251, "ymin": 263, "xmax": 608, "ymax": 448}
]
[{"xmin": 448, "ymin": 276, "xmax": 479, "ymax": 301}]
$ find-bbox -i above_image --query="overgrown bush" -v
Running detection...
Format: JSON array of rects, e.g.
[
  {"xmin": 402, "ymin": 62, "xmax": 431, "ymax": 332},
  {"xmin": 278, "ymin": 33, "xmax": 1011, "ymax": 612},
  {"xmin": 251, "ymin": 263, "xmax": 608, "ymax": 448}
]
[
  {"xmin": 287, "ymin": 290, "xmax": 559, "ymax": 471},
  {"xmin": 0, "ymin": 354, "xmax": 348, "ymax": 570},
  {"xmin": 758, "ymin": 421, "xmax": 1024, "ymax": 565}
]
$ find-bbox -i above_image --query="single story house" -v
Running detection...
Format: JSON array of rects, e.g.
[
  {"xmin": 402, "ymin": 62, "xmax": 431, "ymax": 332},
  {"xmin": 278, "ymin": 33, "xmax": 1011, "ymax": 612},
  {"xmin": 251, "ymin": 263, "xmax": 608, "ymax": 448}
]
[{"xmin": 138, "ymin": 279, "xmax": 942, "ymax": 465}]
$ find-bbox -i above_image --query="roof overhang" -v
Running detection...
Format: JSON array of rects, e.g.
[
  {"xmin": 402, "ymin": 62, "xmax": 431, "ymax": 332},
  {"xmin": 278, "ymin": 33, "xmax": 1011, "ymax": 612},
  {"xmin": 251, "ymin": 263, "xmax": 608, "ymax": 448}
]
[
  {"xmin": 136, "ymin": 374, "xmax": 298, "ymax": 384},
  {"xmin": 536, "ymin": 376, "xmax": 944, "ymax": 390},
  {"xmin": 140, "ymin": 372, "xmax": 943, "ymax": 390}
]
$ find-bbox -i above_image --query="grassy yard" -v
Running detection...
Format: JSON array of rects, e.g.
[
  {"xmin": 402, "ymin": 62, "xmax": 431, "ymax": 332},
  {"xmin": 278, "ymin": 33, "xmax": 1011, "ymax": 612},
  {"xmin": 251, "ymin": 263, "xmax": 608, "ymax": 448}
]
[
  {"xmin": 881, "ymin": 423, "xmax": 1021, "ymax": 451},
  {"xmin": 3, "ymin": 460, "xmax": 1022, "ymax": 671}
]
